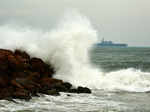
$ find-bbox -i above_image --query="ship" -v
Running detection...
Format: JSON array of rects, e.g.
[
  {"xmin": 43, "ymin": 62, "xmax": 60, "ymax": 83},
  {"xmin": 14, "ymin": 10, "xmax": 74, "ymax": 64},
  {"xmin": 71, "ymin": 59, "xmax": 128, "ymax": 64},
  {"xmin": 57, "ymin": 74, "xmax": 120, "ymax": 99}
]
[{"xmin": 96, "ymin": 38, "xmax": 128, "ymax": 47}]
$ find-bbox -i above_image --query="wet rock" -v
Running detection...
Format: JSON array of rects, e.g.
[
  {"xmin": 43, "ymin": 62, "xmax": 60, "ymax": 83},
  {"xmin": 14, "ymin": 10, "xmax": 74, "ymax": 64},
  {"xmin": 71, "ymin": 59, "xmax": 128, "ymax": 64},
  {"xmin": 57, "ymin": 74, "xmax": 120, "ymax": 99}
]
[
  {"xmin": 15, "ymin": 55, "xmax": 31, "ymax": 69},
  {"xmin": 0, "ymin": 76, "xmax": 9, "ymax": 87},
  {"xmin": 12, "ymin": 71, "xmax": 28, "ymax": 78},
  {"xmin": 0, "ymin": 49, "xmax": 13, "ymax": 56},
  {"xmin": 7, "ymin": 54, "xmax": 24, "ymax": 71},
  {"xmin": 77, "ymin": 86, "xmax": 91, "ymax": 94},
  {"xmin": 30, "ymin": 58, "xmax": 54, "ymax": 77},
  {"xmin": 69, "ymin": 89, "xmax": 78, "ymax": 93},
  {"xmin": 0, "ymin": 87, "xmax": 14, "ymax": 99},
  {"xmin": 46, "ymin": 89, "xmax": 60, "ymax": 96},
  {"xmin": 52, "ymin": 82, "xmax": 68, "ymax": 92},
  {"xmin": 40, "ymin": 77, "xmax": 63, "ymax": 89},
  {"xmin": 14, "ymin": 77, "xmax": 40, "ymax": 95},
  {"xmin": 14, "ymin": 49, "xmax": 30, "ymax": 60},
  {"xmin": 68, "ymin": 87, "xmax": 92, "ymax": 94},
  {"xmin": 27, "ymin": 72, "xmax": 41, "ymax": 83},
  {"xmin": 62, "ymin": 82, "xmax": 72, "ymax": 90},
  {"xmin": 30, "ymin": 58, "xmax": 46, "ymax": 73},
  {"xmin": 13, "ymin": 88, "xmax": 31, "ymax": 100},
  {"xmin": 5, "ymin": 97, "xmax": 19, "ymax": 104},
  {"xmin": 67, "ymin": 94, "xmax": 71, "ymax": 96},
  {"xmin": 11, "ymin": 79, "xmax": 24, "ymax": 89},
  {"xmin": 0, "ymin": 49, "xmax": 12, "ymax": 72},
  {"xmin": 0, "ymin": 48, "xmax": 91, "ymax": 101}
]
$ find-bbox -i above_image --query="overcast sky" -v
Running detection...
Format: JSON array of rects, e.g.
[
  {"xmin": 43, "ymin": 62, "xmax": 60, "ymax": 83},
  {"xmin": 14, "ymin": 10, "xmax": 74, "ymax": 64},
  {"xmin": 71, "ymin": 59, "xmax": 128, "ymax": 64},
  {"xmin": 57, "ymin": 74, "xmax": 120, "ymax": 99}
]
[{"xmin": 0, "ymin": 0, "xmax": 150, "ymax": 46}]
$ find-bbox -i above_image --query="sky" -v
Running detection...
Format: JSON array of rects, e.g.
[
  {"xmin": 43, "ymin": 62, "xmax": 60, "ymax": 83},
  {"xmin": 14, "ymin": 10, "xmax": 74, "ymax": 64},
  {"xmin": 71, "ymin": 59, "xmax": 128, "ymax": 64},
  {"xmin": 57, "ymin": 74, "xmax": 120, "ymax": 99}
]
[{"xmin": 0, "ymin": 0, "xmax": 150, "ymax": 46}]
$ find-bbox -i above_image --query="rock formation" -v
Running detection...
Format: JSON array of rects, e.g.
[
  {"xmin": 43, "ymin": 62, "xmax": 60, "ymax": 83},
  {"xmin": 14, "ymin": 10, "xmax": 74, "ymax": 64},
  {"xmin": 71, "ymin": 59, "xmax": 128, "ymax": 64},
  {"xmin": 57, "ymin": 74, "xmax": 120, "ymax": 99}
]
[{"xmin": 0, "ymin": 49, "xmax": 91, "ymax": 101}]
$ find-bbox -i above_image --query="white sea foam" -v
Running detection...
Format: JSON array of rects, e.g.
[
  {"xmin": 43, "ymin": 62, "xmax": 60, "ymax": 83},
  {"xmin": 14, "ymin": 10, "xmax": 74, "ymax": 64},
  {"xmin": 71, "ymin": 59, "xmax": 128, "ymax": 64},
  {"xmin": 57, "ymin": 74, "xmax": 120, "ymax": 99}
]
[
  {"xmin": 97, "ymin": 68, "xmax": 150, "ymax": 92},
  {"xmin": 0, "ymin": 12, "xmax": 150, "ymax": 92}
]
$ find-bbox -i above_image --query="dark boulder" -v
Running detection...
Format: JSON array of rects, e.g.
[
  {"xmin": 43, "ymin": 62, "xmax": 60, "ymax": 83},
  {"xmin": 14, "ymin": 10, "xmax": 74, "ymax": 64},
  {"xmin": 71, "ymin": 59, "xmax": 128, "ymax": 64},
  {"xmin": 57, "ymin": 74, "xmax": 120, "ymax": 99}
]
[
  {"xmin": 14, "ymin": 77, "xmax": 41, "ymax": 95},
  {"xmin": 14, "ymin": 49, "xmax": 30, "ymax": 60},
  {"xmin": 77, "ymin": 86, "xmax": 91, "ymax": 94},
  {"xmin": 40, "ymin": 77, "xmax": 63, "ymax": 89},
  {"xmin": 12, "ymin": 71, "xmax": 28, "ymax": 78},
  {"xmin": 0, "ymin": 49, "xmax": 12, "ymax": 72},
  {"xmin": 30, "ymin": 58, "xmax": 54, "ymax": 77},
  {"xmin": 30, "ymin": 58, "xmax": 47, "ymax": 73},
  {"xmin": 45, "ymin": 89, "xmax": 60, "ymax": 96},
  {"xmin": 62, "ymin": 82, "xmax": 72, "ymax": 90},
  {"xmin": 51, "ymin": 82, "xmax": 68, "ymax": 92},
  {"xmin": 27, "ymin": 72, "xmax": 41, "ymax": 83},
  {"xmin": 0, "ymin": 49, "xmax": 13, "ymax": 56},
  {"xmin": 7, "ymin": 54, "xmax": 24, "ymax": 71},
  {"xmin": 69, "ymin": 89, "xmax": 78, "ymax": 93},
  {"xmin": 68, "ymin": 87, "xmax": 92, "ymax": 94},
  {"xmin": 13, "ymin": 88, "xmax": 31, "ymax": 100},
  {"xmin": 15, "ymin": 55, "xmax": 31, "ymax": 69},
  {"xmin": 0, "ymin": 75, "xmax": 9, "ymax": 87},
  {"xmin": 11, "ymin": 79, "xmax": 24, "ymax": 89},
  {"xmin": 0, "ymin": 86, "xmax": 14, "ymax": 99}
]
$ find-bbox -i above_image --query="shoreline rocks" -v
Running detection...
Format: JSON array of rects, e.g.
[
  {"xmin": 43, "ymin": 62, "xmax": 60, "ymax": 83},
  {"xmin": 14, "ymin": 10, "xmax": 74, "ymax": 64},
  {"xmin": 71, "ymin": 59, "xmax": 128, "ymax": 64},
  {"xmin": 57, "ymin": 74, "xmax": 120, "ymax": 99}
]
[{"xmin": 0, "ymin": 49, "xmax": 91, "ymax": 101}]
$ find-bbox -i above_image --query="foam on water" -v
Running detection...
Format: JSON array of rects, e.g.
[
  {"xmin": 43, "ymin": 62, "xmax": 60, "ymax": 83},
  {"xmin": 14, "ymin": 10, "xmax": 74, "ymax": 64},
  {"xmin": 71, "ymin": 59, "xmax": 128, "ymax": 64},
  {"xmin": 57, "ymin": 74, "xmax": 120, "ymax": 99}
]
[
  {"xmin": 0, "ymin": 12, "xmax": 150, "ymax": 92},
  {"xmin": 0, "ymin": 92, "xmax": 126, "ymax": 112}
]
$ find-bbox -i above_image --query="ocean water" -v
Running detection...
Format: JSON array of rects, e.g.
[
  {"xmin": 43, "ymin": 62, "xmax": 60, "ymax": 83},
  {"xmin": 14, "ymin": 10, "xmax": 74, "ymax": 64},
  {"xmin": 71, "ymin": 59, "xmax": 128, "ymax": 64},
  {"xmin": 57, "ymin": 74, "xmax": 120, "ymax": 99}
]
[
  {"xmin": 0, "ymin": 12, "xmax": 150, "ymax": 112},
  {"xmin": 91, "ymin": 47, "xmax": 150, "ymax": 72}
]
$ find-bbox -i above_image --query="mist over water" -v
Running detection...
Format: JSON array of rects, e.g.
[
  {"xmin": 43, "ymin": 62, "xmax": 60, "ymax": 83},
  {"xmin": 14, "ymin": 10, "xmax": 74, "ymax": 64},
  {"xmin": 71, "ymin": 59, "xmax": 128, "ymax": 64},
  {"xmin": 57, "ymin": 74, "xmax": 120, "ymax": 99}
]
[{"xmin": 0, "ymin": 12, "xmax": 150, "ymax": 92}]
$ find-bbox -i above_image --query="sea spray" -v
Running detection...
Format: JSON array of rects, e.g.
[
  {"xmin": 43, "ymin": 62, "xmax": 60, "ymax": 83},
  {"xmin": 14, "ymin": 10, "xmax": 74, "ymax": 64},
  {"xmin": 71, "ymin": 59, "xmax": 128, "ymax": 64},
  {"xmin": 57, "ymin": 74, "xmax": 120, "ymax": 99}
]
[
  {"xmin": 0, "ymin": 12, "xmax": 150, "ymax": 92},
  {"xmin": 98, "ymin": 68, "xmax": 150, "ymax": 92},
  {"xmin": 45, "ymin": 12, "xmax": 101, "ymax": 88}
]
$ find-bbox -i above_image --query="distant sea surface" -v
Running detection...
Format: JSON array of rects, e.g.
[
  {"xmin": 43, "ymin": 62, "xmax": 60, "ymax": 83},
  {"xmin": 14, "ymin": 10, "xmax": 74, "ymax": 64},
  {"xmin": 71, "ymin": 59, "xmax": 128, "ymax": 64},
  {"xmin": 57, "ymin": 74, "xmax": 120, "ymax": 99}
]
[{"xmin": 90, "ymin": 46, "xmax": 150, "ymax": 72}]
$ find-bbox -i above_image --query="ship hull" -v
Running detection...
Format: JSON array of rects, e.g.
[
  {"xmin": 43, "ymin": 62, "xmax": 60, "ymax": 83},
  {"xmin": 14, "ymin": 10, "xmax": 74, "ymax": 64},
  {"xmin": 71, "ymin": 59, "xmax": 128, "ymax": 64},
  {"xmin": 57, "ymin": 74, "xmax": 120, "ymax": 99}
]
[
  {"xmin": 96, "ymin": 43, "xmax": 128, "ymax": 47},
  {"xmin": 96, "ymin": 38, "xmax": 128, "ymax": 48}
]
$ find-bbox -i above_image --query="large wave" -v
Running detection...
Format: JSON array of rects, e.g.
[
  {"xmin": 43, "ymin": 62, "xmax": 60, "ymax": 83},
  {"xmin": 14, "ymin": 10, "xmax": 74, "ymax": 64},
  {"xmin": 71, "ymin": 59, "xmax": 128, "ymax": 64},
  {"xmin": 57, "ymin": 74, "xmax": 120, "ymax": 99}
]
[{"xmin": 0, "ymin": 12, "xmax": 150, "ymax": 92}]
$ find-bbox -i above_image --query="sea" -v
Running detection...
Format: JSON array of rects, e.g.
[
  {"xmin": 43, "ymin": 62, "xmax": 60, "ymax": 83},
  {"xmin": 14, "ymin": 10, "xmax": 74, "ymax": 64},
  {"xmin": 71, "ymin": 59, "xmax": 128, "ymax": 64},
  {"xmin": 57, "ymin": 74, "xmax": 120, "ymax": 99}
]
[
  {"xmin": 0, "ymin": 47, "xmax": 150, "ymax": 112},
  {"xmin": 0, "ymin": 12, "xmax": 150, "ymax": 112}
]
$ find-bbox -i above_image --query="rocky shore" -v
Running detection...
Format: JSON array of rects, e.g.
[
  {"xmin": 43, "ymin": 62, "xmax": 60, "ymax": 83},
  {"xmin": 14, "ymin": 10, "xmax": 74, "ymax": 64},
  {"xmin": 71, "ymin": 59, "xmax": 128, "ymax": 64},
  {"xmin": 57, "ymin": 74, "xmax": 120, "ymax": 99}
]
[{"xmin": 0, "ymin": 49, "xmax": 91, "ymax": 101}]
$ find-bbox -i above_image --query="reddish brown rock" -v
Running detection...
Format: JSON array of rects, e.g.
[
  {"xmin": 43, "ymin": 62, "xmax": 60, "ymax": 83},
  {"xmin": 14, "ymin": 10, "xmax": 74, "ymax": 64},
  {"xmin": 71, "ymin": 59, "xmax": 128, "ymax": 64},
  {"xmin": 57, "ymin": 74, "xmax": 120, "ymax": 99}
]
[
  {"xmin": 0, "ymin": 48, "xmax": 91, "ymax": 101},
  {"xmin": 0, "ymin": 50, "xmax": 9, "ymax": 71},
  {"xmin": 0, "ymin": 49, "xmax": 13, "ymax": 56},
  {"xmin": 27, "ymin": 72, "xmax": 40, "ymax": 81},
  {"xmin": 15, "ymin": 55, "xmax": 30, "ymax": 69},
  {"xmin": 7, "ymin": 54, "xmax": 23, "ymax": 70},
  {"xmin": 30, "ymin": 58, "xmax": 45, "ymax": 72},
  {"xmin": 0, "ymin": 87, "xmax": 14, "ymax": 99},
  {"xmin": 14, "ymin": 49, "xmax": 30, "ymax": 59},
  {"xmin": 13, "ymin": 88, "xmax": 31, "ymax": 100},
  {"xmin": 40, "ymin": 77, "xmax": 63, "ymax": 88},
  {"xmin": 0, "ymin": 76, "xmax": 9, "ymax": 87},
  {"xmin": 11, "ymin": 79, "xmax": 24, "ymax": 89},
  {"xmin": 12, "ymin": 77, "xmax": 40, "ymax": 94},
  {"xmin": 12, "ymin": 71, "xmax": 27, "ymax": 78},
  {"xmin": 7, "ymin": 50, "xmax": 30, "ymax": 71},
  {"xmin": 30, "ymin": 58, "xmax": 54, "ymax": 77}
]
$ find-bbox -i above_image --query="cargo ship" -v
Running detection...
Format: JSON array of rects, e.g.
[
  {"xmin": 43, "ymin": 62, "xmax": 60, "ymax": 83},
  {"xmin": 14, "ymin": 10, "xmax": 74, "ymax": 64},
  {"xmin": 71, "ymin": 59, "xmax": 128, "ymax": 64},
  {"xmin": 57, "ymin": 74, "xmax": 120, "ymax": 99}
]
[{"xmin": 96, "ymin": 38, "xmax": 128, "ymax": 47}]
